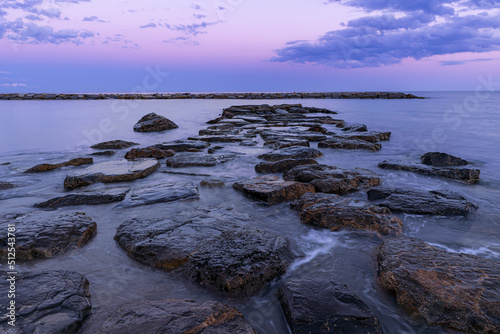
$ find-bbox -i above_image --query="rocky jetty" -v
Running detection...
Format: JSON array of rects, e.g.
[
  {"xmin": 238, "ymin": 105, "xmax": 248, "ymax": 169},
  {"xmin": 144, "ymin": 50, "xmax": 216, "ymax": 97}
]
[
  {"xmin": 133, "ymin": 112, "xmax": 178, "ymax": 132},
  {"xmin": 255, "ymin": 158, "xmax": 318, "ymax": 173},
  {"xmin": 25, "ymin": 157, "xmax": 93, "ymax": 173},
  {"xmin": 34, "ymin": 187, "xmax": 130, "ymax": 209},
  {"xmin": 91, "ymin": 140, "xmax": 138, "ymax": 149},
  {"xmin": 124, "ymin": 147, "xmax": 175, "ymax": 159},
  {"xmin": 120, "ymin": 182, "xmax": 199, "ymax": 207},
  {"xmin": 258, "ymin": 147, "xmax": 323, "ymax": 162},
  {"xmin": 166, "ymin": 153, "xmax": 236, "ymax": 167}
]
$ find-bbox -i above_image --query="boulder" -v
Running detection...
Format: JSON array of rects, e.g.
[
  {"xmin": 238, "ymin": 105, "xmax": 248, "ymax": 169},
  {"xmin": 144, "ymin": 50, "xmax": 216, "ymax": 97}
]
[
  {"xmin": 95, "ymin": 299, "xmax": 256, "ymax": 334},
  {"xmin": 377, "ymin": 238, "xmax": 500, "ymax": 333},
  {"xmin": 124, "ymin": 147, "xmax": 175, "ymax": 159},
  {"xmin": 0, "ymin": 212, "xmax": 97, "ymax": 260},
  {"xmin": 120, "ymin": 182, "xmax": 199, "ymax": 207},
  {"xmin": 34, "ymin": 187, "xmax": 130, "ymax": 209},
  {"xmin": 318, "ymin": 138, "xmax": 382, "ymax": 151},
  {"xmin": 0, "ymin": 271, "xmax": 91, "ymax": 333},
  {"xmin": 258, "ymin": 147, "xmax": 323, "ymax": 162},
  {"xmin": 154, "ymin": 139, "xmax": 210, "ymax": 152},
  {"xmin": 64, "ymin": 159, "xmax": 160, "ymax": 189},
  {"xmin": 420, "ymin": 152, "xmax": 469, "ymax": 167},
  {"xmin": 200, "ymin": 179, "xmax": 225, "ymax": 188},
  {"xmin": 255, "ymin": 159, "xmax": 318, "ymax": 173},
  {"xmin": 166, "ymin": 153, "xmax": 236, "ymax": 168},
  {"xmin": 292, "ymin": 193, "xmax": 402, "ymax": 235},
  {"xmin": 25, "ymin": 157, "xmax": 93, "ymax": 173},
  {"xmin": 133, "ymin": 112, "xmax": 178, "ymax": 132},
  {"xmin": 278, "ymin": 279, "xmax": 383, "ymax": 334},
  {"xmin": 91, "ymin": 140, "xmax": 138, "ymax": 149},
  {"xmin": 367, "ymin": 188, "xmax": 477, "ymax": 215},
  {"xmin": 0, "ymin": 181, "xmax": 15, "ymax": 190}
]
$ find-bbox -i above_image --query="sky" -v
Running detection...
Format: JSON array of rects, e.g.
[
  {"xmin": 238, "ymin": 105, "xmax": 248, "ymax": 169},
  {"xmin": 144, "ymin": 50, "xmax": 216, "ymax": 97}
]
[{"xmin": 0, "ymin": 0, "xmax": 500, "ymax": 92}]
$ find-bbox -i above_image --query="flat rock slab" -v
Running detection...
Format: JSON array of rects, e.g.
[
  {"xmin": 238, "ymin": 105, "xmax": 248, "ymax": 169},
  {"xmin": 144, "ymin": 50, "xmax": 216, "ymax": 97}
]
[
  {"xmin": 264, "ymin": 138, "xmax": 310, "ymax": 150},
  {"xmin": 25, "ymin": 157, "xmax": 93, "ymax": 173},
  {"xmin": 34, "ymin": 187, "xmax": 130, "ymax": 209},
  {"xmin": 278, "ymin": 279, "xmax": 383, "ymax": 334},
  {"xmin": 115, "ymin": 208, "xmax": 292, "ymax": 296},
  {"xmin": 188, "ymin": 135, "xmax": 250, "ymax": 142},
  {"xmin": 64, "ymin": 159, "xmax": 160, "ymax": 189},
  {"xmin": 377, "ymin": 238, "xmax": 500, "ymax": 333},
  {"xmin": 120, "ymin": 182, "xmax": 199, "ymax": 207},
  {"xmin": 0, "ymin": 181, "xmax": 15, "ymax": 190},
  {"xmin": 258, "ymin": 147, "xmax": 323, "ymax": 162},
  {"xmin": 255, "ymin": 159, "xmax": 318, "ymax": 173},
  {"xmin": 260, "ymin": 130, "xmax": 328, "ymax": 142},
  {"xmin": 91, "ymin": 140, "xmax": 138, "ymax": 149},
  {"xmin": 133, "ymin": 112, "xmax": 178, "ymax": 132},
  {"xmin": 95, "ymin": 299, "xmax": 256, "ymax": 334},
  {"xmin": 292, "ymin": 193, "xmax": 402, "ymax": 235},
  {"xmin": 90, "ymin": 150, "xmax": 115, "ymax": 156},
  {"xmin": 155, "ymin": 139, "xmax": 210, "ymax": 152},
  {"xmin": 124, "ymin": 147, "xmax": 175, "ymax": 159},
  {"xmin": 318, "ymin": 137, "xmax": 382, "ymax": 151},
  {"xmin": 367, "ymin": 188, "xmax": 477, "ymax": 216},
  {"xmin": 0, "ymin": 212, "xmax": 97, "ymax": 260},
  {"xmin": 378, "ymin": 161, "xmax": 480, "ymax": 184},
  {"xmin": 233, "ymin": 175, "xmax": 316, "ymax": 205},
  {"xmin": 330, "ymin": 131, "xmax": 391, "ymax": 143},
  {"xmin": 0, "ymin": 271, "xmax": 91, "ymax": 334},
  {"xmin": 421, "ymin": 152, "xmax": 469, "ymax": 167},
  {"xmin": 166, "ymin": 153, "xmax": 236, "ymax": 168}
]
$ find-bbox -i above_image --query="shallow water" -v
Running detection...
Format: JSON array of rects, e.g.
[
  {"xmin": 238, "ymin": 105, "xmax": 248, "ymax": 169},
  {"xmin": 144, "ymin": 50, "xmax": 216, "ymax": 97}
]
[{"xmin": 0, "ymin": 92, "xmax": 499, "ymax": 333}]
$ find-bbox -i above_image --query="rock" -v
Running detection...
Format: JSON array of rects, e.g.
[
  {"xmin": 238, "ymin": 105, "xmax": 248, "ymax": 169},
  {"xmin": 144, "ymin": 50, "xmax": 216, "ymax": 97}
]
[
  {"xmin": 34, "ymin": 187, "xmax": 130, "ymax": 209},
  {"xmin": 284, "ymin": 165, "xmax": 380, "ymax": 194},
  {"xmin": 233, "ymin": 175, "xmax": 315, "ymax": 205},
  {"xmin": 239, "ymin": 140, "xmax": 258, "ymax": 146},
  {"xmin": 90, "ymin": 150, "xmax": 115, "ymax": 156},
  {"xmin": 0, "ymin": 181, "xmax": 15, "ymax": 190},
  {"xmin": 264, "ymin": 138, "xmax": 310, "ymax": 150},
  {"xmin": 124, "ymin": 147, "xmax": 175, "ymax": 159},
  {"xmin": 278, "ymin": 279, "xmax": 383, "ymax": 334},
  {"xmin": 64, "ymin": 159, "xmax": 160, "ymax": 189},
  {"xmin": 367, "ymin": 188, "xmax": 477, "ymax": 215},
  {"xmin": 342, "ymin": 123, "xmax": 368, "ymax": 132},
  {"xmin": 199, "ymin": 128, "xmax": 241, "ymax": 136},
  {"xmin": 120, "ymin": 182, "xmax": 199, "ymax": 207},
  {"xmin": 292, "ymin": 193, "xmax": 402, "ymax": 235},
  {"xmin": 133, "ymin": 112, "xmax": 178, "ymax": 132},
  {"xmin": 91, "ymin": 140, "xmax": 139, "ymax": 150},
  {"xmin": 95, "ymin": 299, "xmax": 256, "ymax": 334},
  {"xmin": 377, "ymin": 238, "xmax": 500, "ymax": 333},
  {"xmin": 255, "ymin": 159, "xmax": 319, "ymax": 173},
  {"xmin": 0, "ymin": 212, "xmax": 97, "ymax": 260},
  {"xmin": 258, "ymin": 147, "xmax": 323, "ymax": 162},
  {"xmin": 200, "ymin": 179, "xmax": 225, "ymax": 188},
  {"xmin": 25, "ymin": 157, "xmax": 93, "ymax": 173},
  {"xmin": 0, "ymin": 271, "xmax": 91, "ymax": 333},
  {"xmin": 260, "ymin": 130, "xmax": 328, "ymax": 142},
  {"xmin": 115, "ymin": 208, "xmax": 292, "ymax": 295},
  {"xmin": 207, "ymin": 146, "xmax": 224, "ymax": 154},
  {"xmin": 420, "ymin": 152, "xmax": 469, "ymax": 167},
  {"xmin": 307, "ymin": 124, "xmax": 328, "ymax": 134},
  {"xmin": 188, "ymin": 135, "xmax": 250, "ymax": 143},
  {"xmin": 154, "ymin": 139, "xmax": 210, "ymax": 152},
  {"xmin": 330, "ymin": 131, "xmax": 391, "ymax": 143},
  {"xmin": 318, "ymin": 138, "xmax": 382, "ymax": 151},
  {"xmin": 378, "ymin": 161, "xmax": 480, "ymax": 184},
  {"xmin": 166, "ymin": 153, "xmax": 236, "ymax": 168}
]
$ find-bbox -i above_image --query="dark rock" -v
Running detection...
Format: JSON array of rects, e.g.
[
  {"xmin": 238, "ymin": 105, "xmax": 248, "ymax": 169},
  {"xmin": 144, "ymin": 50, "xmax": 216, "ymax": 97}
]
[
  {"xmin": 200, "ymin": 179, "xmax": 225, "ymax": 188},
  {"xmin": 330, "ymin": 131, "xmax": 391, "ymax": 143},
  {"xmin": 421, "ymin": 152, "xmax": 469, "ymax": 167},
  {"xmin": 377, "ymin": 238, "xmax": 500, "ymax": 333},
  {"xmin": 120, "ymin": 182, "xmax": 199, "ymax": 207},
  {"xmin": 207, "ymin": 146, "xmax": 224, "ymax": 154},
  {"xmin": 258, "ymin": 147, "xmax": 323, "ymax": 162},
  {"xmin": 91, "ymin": 140, "xmax": 138, "ymax": 150},
  {"xmin": 95, "ymin": 299, "xmax": 256, "ymax": 334},
  {"xmin": 342, "ymin": 123, "xmax": 368, "ymax": 132},
  {"xmin": 133, "ymin": 112, "xmax": 178, "ymax": 132},
  {"xmin": 0, "ymin": 271, "xmax": 91, "ymax": 334},
  {"xmin": 0, "ymin": 212, "xmax": 97, "ymax": 260},
  {"xmin": 233, "ymin": 175, "xmax": 316, "ymax": 205},
  {"xmin": 307, "ymin": 124, "xmax": 328, "ymax": 134},
  {"xmin": 34, "ymin": 187, "xmax": 130, "ymax": 209},
  {"xmin": 90, "ymin": 150, "xmax": 115, "ymax": 156},
  {"xmin": 378, "ymin": 161, "xmax": 480, "ymax": 184},
  {"xmin": 199, "ymin": 128, "xmax": 241, "ymax": 136},
  {"xmin": 0, "ymin": 181, "xmax": 15, "ymax": 190},
  {"xmin": 239, "ymin": 140, "xmax": 259, "ymax": 146},
  {"xmin": 264, "ymin": 138, "xmax": 310, "ymax": 150},
  {"xmin": 318, "ymin": 138, "xmax": 382, "ymax": 151},
  {"xmin": 25, "ymin": 157, "xmax": 93, "ymax": 173},
  {"xmin": 255, "ymin": 159, "xmax": 319, "ymax": 173},
  {"xmin": 166, "ymin": 153, "xmax": 236, "ymax": 168},
  {"xmin": 154, "ymin": 139, "xmax": 210, "ymax": 152},
  {"xmin": 124, "ymin": 147, "xmax": 175, "ymax": 159},
  {"xmin": 292, "ymin": 193, "xmax": 402, "ymax": 235},
  {"xmin": 367, "ymin": 188, "xmax": 477, "ymax": 215},
  {"xmin": 64, "ymin": 159, "xmax": 160, "ymax": 189},
  {"xmin": 188, "ymin": 135, "xmax": 250, "ymax": 143},
  {"xmin": 260, "ymin": 130, "xmax": 328, "ymax": 142},
  {"xmin": 278, "ymin": 279, "xmax": 383, "ymax": 334}
]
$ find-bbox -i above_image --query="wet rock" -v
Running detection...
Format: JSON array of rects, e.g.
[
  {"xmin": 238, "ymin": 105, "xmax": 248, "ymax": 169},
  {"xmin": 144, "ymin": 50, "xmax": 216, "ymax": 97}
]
[
  {"xmin": 199, "ymin": 128, "xmax": 241, "ymax": 136},
  {"xmin": 133, "ymin": 112, "xmax": 178, "ymax": 132},
  {"xmin": 318, "ymin": 138, "xmax": 382, "ymax": 151},
  {"xmin": 200, "ymin": 179, "xmax": 225, "ymax": 188},
  {"xmin": 239, "ymin": 140, "xmax": 259, "ymax": 146},
  {"xmin": 292, "ymin": 193, "xmax": 402, "ymax": 235},
  {"xmin": 378, "ymin": 161, "xmax": 480, "ymax": 184},
  {"xmin": 115, "ymin": 208, "xmax": 292, "ymax": 295},
  {"xmin": 233, "ymin": 175, "xmax": 315, "ymax": 205},
  {"xmin": 260, "ymin": 129, "xmax": 328, "ymax": 142},
  {"xmin": 0, "ymin": 212, "xmax": 97, "ymax": 260},
  {"xmin": 90, "ymin": 150, "xmax": 115, "ymax": 156},
  {"xmin": 342, "ymin": 123, "xmax": 368, "ymax": 132},
  {"xmin": 188, "ymin": 135, "xmax": 250, "ymax": 143},
  {"xmin": 124, "ymin": 147, "xmax": 175, "ymax": 159},
  {"xmin": 307, "ymin": 124, "xmax": 328, "ymax": 134},
  {"xmin": 91, "ymin": 140, "xmax": 139, "ymax": 150},
  {"xmin": 367, "ymin": 188, "xmax": 477, "ymax": 216},
  {"xmin": 258, "ymin": 147, "xmax": 323, "ymax": 162},
  {"xmin": 207, "ymin": 146, "xmax": 224, "ymax": 154},
  {"xmin": 34, "ymin": 187, "xmax": 130, "ymax": 209},
  {"xmin": 95, "ymin": 299, "xmax": 256, "ymax": 334},
  {"xmin": 0, "ymin": 271, "xmax": 91, "ymax": 334},
  {"xmin": 278, "ymin": 279, "xmax": 383, "ymax": 334},
  {"xmin": 330, "ymin": 131, "xmax": 391, "ymax": 143},
  {"xmin": 377, "ymin": 238, "xmax": 500, "ymax": 333},
  {"xmin": 166, "ymin": 153, "xmax": 236, "ymax": 167},
  {"xmin": 154, "ymin": 139, "xmax": 210, "ymax": 152},
  {"xmin": 120, "ymin": 182, "xmax": 199, "ymax": 207},
  {"xmin": 421, "ymin": 152, "xmax": 469, "ymax": 167},
  {"xmin": 255, "ymin": 159, "xmax": 319, "ymax": 173},
  {"xmin": 0, "ymin": 181, "xmax": 15, "ymax": 190},
  {"xmin": 264, "ymin": 138, "xmax": 310, "ymax": 150},
  {"xmin": 25, "ymin": 157, "xmax": 93, "ymax": 173},
  {"xmin": 64, "ymin": 159, "xmax": 160, "ymax": 189}
]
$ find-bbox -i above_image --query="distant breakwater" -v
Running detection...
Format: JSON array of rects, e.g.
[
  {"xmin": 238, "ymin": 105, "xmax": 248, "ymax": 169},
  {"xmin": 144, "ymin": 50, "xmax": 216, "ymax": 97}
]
[{"xmin": 0, "ymin": 92, "xmax": 424, "ymax": 101}]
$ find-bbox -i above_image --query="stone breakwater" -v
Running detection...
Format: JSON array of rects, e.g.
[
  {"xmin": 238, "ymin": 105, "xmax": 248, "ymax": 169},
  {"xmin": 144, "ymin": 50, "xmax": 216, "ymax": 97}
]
[{"xmin": 0, "ymin": 91, "xmax": 423, "ymax": 100}]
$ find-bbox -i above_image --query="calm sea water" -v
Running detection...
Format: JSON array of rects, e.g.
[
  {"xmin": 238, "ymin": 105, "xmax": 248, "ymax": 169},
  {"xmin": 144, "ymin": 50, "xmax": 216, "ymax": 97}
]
[{"xmin": 0, "ymin": 92, "xmax": 499, "ymax": 333}]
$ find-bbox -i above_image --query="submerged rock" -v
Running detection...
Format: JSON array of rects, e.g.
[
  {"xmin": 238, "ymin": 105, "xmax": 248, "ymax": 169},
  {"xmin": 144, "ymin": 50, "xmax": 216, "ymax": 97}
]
[
  {"xmin": 260, "ymin": 130, "xmax": 328, "ymax": 143},
  {"xmin": 188, "ymin": 135, "xmax": 250, "ymax": 143},
  {"xmin": 120, "ymin": 182, "xmax": 199, "ymax": 207},
  {"xmin": 318, "ymin": 137, "xmax": 382, "ymax": 151},
  {"xmin": 25, "ymin": 157, "xmax": 93, "ymax": 173},
  {"xmin": 91, "ymin": 140, "xmax": 138, "ymax": 150},
  {"xmin": 258, "ymin": 146, "xmax": 323, "ymax": 162},
  {"xmin": 292, "ymin": 193, "xmax": 402, "ymax": 235},
  {"xmin": 278, "ymin": 279, "xmax": 383, "ymax": 334},
  {"xmin": 330, "ymin": 131, "xmax": 391, "ymax": 143},
  {"xmin": 124, "ymin": 147, "xmax": 175, "ymax": 159},
  {"xmin": 154, "ymin": 139, "xmax": 210, "ymax": 152},
  {"xmin": 420, "ymin": 152, "xmax": 469, "ymax": 167},
  {"xmin": 0, "ymin": 181, "xmax": 15, "ymax": 190},
  {"xmin": 255, "ymin": 158, "xmax": 318, "ymax": 173},
  {"xmin": 133, "ymin": 112, "xmax": 178, "ymax": 132},
  {"xmin": 377, "ymin": 238, "xmax": 500, "ymax": 333},
  {"xmin": 64, "ymin": 159, "xmax": 160, "ymax": 189},
  {"xmin": 34, "ymin": 187, "xmax": 130, "ymax": 209},
  {"xmin": 95, "ymin": 299, "xmax": 256, "ymax": 334},
  {"xmin": 0, "ymin": 271, "xmax": 91, "ymax": 334},
  {"xmin": 166, "ymin": 153, "xmax": 236, "ymax": 168},
  {"xmin": 0, "ymin": 212, "xmax": 97, "ymax": 260},
  {"xmin": 200, "ymin": 178, "xmax": 225, "ymax": 188},
  {"xmin": 90, "ymin": 150, "xmax": 115, "ymax": 156}
]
